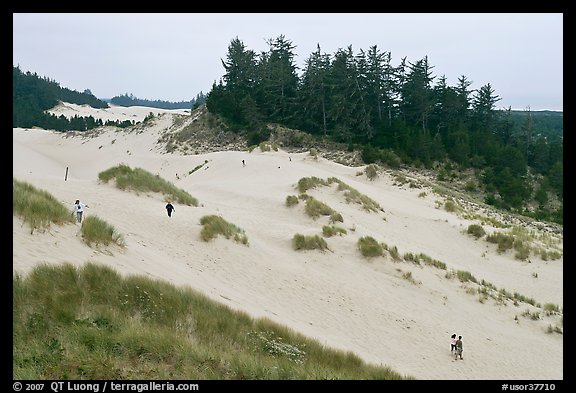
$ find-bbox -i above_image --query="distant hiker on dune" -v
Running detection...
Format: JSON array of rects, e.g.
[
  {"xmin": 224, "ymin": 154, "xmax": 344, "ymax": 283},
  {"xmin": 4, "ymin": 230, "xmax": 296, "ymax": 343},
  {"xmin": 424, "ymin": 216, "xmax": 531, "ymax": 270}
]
[
  {"xmin": 454, "ymin": 336, "xmax": 464, "ymax": 360},
  {"xmin": 165, "ymin": 202, "xmax": 175, "ymax": 217},
  {"xmin": 72, "ymin": 199, "xmax": 89, "ymax": 223}
]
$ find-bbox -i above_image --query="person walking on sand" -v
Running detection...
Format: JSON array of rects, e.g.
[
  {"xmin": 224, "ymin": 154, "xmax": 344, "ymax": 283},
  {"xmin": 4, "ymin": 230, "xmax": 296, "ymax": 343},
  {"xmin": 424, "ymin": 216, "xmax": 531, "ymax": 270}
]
[
  {"xmin": 454, "ymin": 335, "xmax": 464, "ymax": 360},
  {"xmin": 73, "ymin": 199, "xmax": 89, "ymax": 223},
  {"xmin": 242, "ymin": 159, "xmax": 245, "ymax": 167},
  {"xmin": 450, "ymin": 333, "xmax": 457, "ymax": 353},
  {"xmin": 165, "ymin": 202, "xmax": 175, "ymax": 217}
]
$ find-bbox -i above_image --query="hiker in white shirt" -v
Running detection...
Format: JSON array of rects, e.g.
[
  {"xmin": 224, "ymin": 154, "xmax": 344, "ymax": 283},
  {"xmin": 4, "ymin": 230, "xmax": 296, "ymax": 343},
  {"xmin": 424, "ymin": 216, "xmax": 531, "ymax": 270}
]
[{"xmin": 73, "ymin": 199, "xmax": 89, "ymax": 223}]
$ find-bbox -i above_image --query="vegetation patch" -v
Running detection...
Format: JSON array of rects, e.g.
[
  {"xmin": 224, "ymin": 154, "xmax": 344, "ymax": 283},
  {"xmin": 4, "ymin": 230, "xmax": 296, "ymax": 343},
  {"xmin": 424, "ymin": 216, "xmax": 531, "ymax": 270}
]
[
  {"xmin": 297, "ymin": 176, "xmax": 328, "ymax": 194},
  {"xmin": 322, "ymin": 225, "xmax": 347, "ymax": 237},
  {"xmin": 364, "ymin": 164, "xmax": 379, "ymax": 181},
  {"xmin": 327, "ymin": 177, "xmax": 381, "ymax": 212},
  {"xmin": 189, "ymin": 160, "xmax": 209, "ymax": 174},
  {"xmin": 98, "ymin": 164, "xmax": 199, "ymax": 206},
  {"xmin": 486, "ymin": 232, "xmax": 515, "ymax": 253},
  {"xmin": 13, "ymin": 263, "xmax": 408, "ymax": 379},
  {"xmin": 292, "ymin": 234, "xmax": 329, "ymax": 251},
  {"xmin": 80, "ymin": 216, "xmax": 125, "ymax": 247},
  {"xmin": 285, "ymin": 195, "xmax": 299, "ymax": 207},
  {"xmin": 304, "ymin": 196, "xmax": 341, "ymax": 222},
  {"xmin": 466, "ymin": 224, "xmax": 486, "ymax": 239},
  {"xmin": 357, "ymin": 236, "xmax": 384, "ymax": 258},
  {"xmin": 200, "ymin": 215, "xmax": 248, "ymax": 245},
  {"xmin": 13, "ymin": 178, "xmax": 75, "ymax": 233}
]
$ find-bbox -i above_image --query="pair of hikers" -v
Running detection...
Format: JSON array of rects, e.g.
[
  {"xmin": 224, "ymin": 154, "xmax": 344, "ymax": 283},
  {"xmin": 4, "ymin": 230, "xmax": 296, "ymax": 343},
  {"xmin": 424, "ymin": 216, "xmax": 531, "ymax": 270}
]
[{"xmin": 450, "ymin": 334, "xmax": 464, "ymax": 360}]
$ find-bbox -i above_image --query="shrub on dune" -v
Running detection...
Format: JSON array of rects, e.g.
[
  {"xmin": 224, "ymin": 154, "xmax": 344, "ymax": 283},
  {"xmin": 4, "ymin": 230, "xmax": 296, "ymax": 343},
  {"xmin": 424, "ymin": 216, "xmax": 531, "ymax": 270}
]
[
  {"xmin": 357, "ymin": 236, "xmax": 384, "ymax": 257},
  {"xmin": 81, "ymin": 216, "xmax": 125, "ymax": 247},
  {"xmin": 292, "ymin": 234, "xmax": 328, "ymax": 251},
  {"xmin": 200, "ymin": 215, "xmax": 248, "ymax": 245},
  {"xmin": 13, "ymin": 178, "xmax": 75, "ymax": 233},
  {"xmin": 98, "ymin": 164, "xmax": 198, "ymax": 206}
]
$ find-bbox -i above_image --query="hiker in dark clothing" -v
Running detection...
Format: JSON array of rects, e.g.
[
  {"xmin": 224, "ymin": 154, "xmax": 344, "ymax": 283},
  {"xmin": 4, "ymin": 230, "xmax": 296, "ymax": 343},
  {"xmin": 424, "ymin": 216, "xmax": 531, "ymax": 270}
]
[
  {"xmin": 165, "ymin": 203, "xmax": 175, "ymax": 217},
  {"xmin": 454, "ymin": 336, "xmax": 464, "ymax": 360}
]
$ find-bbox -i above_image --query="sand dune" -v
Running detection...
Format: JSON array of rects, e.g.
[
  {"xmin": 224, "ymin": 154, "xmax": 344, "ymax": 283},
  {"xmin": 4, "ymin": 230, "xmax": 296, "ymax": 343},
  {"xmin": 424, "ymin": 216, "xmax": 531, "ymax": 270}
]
[{"xmin": 13, "ymin": 105, "xmax": 563, "ymax": 380}]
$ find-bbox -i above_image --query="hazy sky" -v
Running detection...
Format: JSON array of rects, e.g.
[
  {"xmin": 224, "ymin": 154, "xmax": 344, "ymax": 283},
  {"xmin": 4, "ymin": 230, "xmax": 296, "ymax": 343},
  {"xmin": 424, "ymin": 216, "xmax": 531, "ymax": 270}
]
[{"xmin": 13, "ymin": 13, "xmax": 563, "ymax": 111}]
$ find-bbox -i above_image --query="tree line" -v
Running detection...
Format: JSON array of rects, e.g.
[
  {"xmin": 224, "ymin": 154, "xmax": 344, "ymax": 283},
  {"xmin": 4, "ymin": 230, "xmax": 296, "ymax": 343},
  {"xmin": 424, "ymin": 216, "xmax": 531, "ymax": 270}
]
[
  {"xmin": 12, "ymin": 66, "xmax": 137, "ymax": 131},
  {"xmin": 109, "ymin": 92, "xmax": 207, "ymax": 110},
  {"xmin": 205, "ymin": 36, "xmax": 562, "ymax": 224}
]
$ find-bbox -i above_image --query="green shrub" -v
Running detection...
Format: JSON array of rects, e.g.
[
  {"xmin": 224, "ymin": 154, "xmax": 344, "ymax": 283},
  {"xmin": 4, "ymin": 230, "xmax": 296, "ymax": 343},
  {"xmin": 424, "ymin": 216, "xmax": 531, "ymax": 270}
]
[
  {"xmin": 200, "ymin": 215, "xmax": 248, "ymax": 245},
  {"xmin": 81, "ymin": 216, "xmax": 125, "ymax": 247},
  {"xmin": 388, "ymin": 246, "xmax": 401, "ymax": 261},
  {"xmin": 464, "ymin": 181, "xmax": 477, "ymax": 192},
  {"xmin": 304, "ymin": 197, "xmax": 337, "ymax": 219},
  {"xmin": 365, "ymin": 164, "xmax": 379, "ymax": 181},
  {"xmin": 286, "ymin": 195, "xmax": 299, "ymax": 207},
  {"xmin": 542, "ymin": 303, "xmax": 561, "ymax": 315},
  {"xmin": 297, "ymin": 176, "xmax": 327, "ymax": 193},
  {"xmin": 357, "ymin": 236, "xmax": 384, "ymax": 257},
  {"xmin": 259, "ymin": 142, "xmax": 271, "ymax": 152},
  {"xmin": 98, "ymin": 164, "xmax": 198, "ymax": 206},
  {"xmin": 327, "ymin": 177, "xmax": 381, "ymax": 212},
  {"xmin": 292, "ymin": 234, "xmax": 328, "ymax": 251},
  {"xmin": 514, "ymin": 240, "xmax": 531, "ymax": 260},
  {"xmin": 13, "ymin": 178, "xmax": 75, "ymax": 233},
  {"xmin": 467, "ymin": 224, "xmax": 486, "ymax": 239},
  {"xmin": 456, "ymin": 270, "xmax": 478, "ymax": 283},
  {"xmin": 486, "ymin": 232, "xmax": 515, "ymax": 253},
  {"xmin": 444, "ymin": 199, "xmax": 459, "ymax": 212},
  {"xmin": 322, "ymin": 225, "xmax": 347, "ymax": 237},
  {"xmin": 329, "ymin": 212, "xmax": 344, "ymax": 223}
]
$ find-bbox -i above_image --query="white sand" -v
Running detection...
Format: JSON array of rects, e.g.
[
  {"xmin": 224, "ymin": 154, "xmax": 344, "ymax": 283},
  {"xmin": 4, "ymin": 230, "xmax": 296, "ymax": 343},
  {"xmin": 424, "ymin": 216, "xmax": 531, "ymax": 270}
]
[
  {"xmin": 13, "ymin": 104, "xmax": 563, "ymax": 380},
  {"xmin": 47, "ymin": 102, "xmax": 190, "ymax": 123}
]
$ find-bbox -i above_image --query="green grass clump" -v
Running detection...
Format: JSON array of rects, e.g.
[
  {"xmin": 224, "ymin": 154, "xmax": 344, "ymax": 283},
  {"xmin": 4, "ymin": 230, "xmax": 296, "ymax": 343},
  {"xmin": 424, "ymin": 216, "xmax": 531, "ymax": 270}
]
[
  {"xmin": 98, "ymin": 164, "xmax": 198, "ymax": 206},
  {"xmin": 285, "ymin": 195, "xmax": 299, "ymax": 207},
  {"xmin": 189, "ymin": 160, "xmax": 209, "ymax": 174},
  {"xmin": 13, "ymin": 263, "xmax": 409, "ymax": 379},
  {"xmin": 329, "ymin": 212, "xmax": 344, "ymax": 223},
  {"xmin": 455, "ymin": 270, "xmax": 478, "ymax": 284},
  {"xmin": 466, "ymin": 224, "xmax": 486, "ymax": 239},
  {"xmin": 322, "ymin": 225, "xmax": 347, "ymax": 237},
  {"xmin": 80, "ymin": 216, "xmax": 125, "ymax": 247},
  {"xmin": 304, "ymin": 197, "xmax": 339, "ymax": 220},
  {"xmin": 486, "ymin": 232, "xmax": 515, "ymax": 253},
  {"xmin": 538, "ymin": 249, "xmax": 562, "ymax": 261},
  {"xmin": 388, "ymin": 245, "xmax": 401, "ymax": 261},
  {"xmin": 416, "ymin": 253, "xmax": 447, "ymax": 270},
  {"xmin": 357, "ymin": 236, "xmax": 384, "ymax": 258},
  {"xmin": 200, "ymin": 215, "xmax": 248, "ymax": 245},
  {"xmin": 444, "ymin": 198, "xmax": 460, "ymax": 213},
  {"xmin": 13, "ymin": 178, "xmax": 75, "ymax": 233},
  {"xmin": 297, "ymin": 176, "xmax": 328, "ymax": 193},
  {"xmin": 513, "ymin": 240, "xmax": 531, "ymax": 260},
  {"xmin": 292, "ymin": 234, "xmax": 329, "ymax": 251},
  {"xmin": 327, "ymin": 177, "xmax": 381, "ymax": 212},
  {"xmin": 542, "ymin": 303, "xmax": 561, "ymax": 315},
  {"xmin": 365, "ymin": 164, "xmax": 379, "ymax": 181},
  {"xmin": 297, "ymin": 176, "xmax": 381, "ymax": 213}
]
